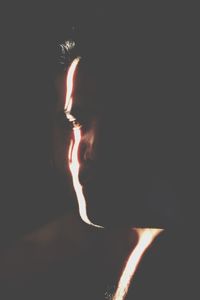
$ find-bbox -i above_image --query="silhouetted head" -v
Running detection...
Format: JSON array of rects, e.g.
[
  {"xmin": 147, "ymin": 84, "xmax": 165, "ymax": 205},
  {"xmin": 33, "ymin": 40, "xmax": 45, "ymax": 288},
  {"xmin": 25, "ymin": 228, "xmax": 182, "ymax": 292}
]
[{"xmin": 52, "ymin": 26, "xmax": 182, "ymax": 229}]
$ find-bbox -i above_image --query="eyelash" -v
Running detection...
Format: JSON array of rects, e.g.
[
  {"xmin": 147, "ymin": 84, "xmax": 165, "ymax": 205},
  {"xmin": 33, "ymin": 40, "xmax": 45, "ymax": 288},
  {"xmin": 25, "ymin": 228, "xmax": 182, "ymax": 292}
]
[{"xmin": 65, "ymin": 112, "xmax": 82, "ymax": 129}]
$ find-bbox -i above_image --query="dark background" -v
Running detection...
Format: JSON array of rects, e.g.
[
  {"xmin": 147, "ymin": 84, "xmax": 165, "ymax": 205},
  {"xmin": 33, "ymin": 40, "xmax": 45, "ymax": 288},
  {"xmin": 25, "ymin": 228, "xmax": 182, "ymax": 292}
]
[{"xmin": 1, "ymin": 2, "xmax": 199, "ymax": 299}]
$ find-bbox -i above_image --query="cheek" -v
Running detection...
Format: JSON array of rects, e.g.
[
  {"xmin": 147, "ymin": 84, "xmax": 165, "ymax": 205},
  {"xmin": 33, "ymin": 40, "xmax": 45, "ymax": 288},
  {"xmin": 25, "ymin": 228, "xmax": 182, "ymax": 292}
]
[
  {"xmin": 79, "ymin": 127, "xmax": 97, "ymax": 163},
  {"xmin": 77, "ymin": 126, "xmax": 98, "ymax": 186}
]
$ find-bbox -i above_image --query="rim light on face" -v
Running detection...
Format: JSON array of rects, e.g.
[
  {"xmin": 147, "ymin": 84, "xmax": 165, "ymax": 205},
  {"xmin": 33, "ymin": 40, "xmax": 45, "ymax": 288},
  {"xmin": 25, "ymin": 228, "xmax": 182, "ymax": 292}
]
[
  {"xmin": 64, "ymin": 57, "xmax": 103, "ymax": 228},
  {"xmin": 63, "ymin": 57, "xmax": 164, "ymax": 299}
]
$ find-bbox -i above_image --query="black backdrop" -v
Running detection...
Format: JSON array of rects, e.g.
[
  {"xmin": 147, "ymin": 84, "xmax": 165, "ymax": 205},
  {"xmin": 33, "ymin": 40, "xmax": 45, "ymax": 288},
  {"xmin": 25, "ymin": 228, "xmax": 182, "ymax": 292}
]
[{"xmin": 1, "ymin": 2, "xmax": 199, "ymax": 299}]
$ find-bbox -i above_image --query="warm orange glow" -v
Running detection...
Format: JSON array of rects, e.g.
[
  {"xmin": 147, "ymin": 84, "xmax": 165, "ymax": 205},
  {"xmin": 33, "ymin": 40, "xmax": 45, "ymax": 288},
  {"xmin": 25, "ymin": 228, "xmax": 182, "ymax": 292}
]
[
  {"xmin": 65, "ymin": 58, "xmax": 103, "ymax": 228},
  {"xmin": 113, "ymin": 228, "xmax": 163, "ymax": 300},
  {"xmin": 68, "ymin": 127, "xmax": 103, "ymax": 227}
]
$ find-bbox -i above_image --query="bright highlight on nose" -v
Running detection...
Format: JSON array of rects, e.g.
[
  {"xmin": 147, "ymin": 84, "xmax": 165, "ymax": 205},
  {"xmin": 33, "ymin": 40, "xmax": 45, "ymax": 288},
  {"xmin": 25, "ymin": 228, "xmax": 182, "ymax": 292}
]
[
  {"xmin": 113, "ymin": 228, "xmax": 163, "ymax": 300},
  {"xmin": 64, "ymin": 58, "xmax": 103, "ymax": 228}
]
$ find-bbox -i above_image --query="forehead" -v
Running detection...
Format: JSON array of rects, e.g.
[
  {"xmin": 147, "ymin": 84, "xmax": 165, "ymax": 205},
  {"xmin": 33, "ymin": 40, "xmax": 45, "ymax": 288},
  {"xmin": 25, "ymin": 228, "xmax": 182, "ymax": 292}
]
[
  {"xmin": 72, "ymin": 59, "xmax": 107, "ymax": 115},
  {"xmin": 72, "ymin": 56, "xmax": 132, "ymax": 117},
  {"xmin": 55, "ymin": 59, "xmax": 102, "ymax": 113},
  {"xmin": 65, "ymin": 25, "xmax": 145, "ymax": 116},
  {"xmin": 73, "ymin": 60, "xmax": 99, "ymax": 105}
]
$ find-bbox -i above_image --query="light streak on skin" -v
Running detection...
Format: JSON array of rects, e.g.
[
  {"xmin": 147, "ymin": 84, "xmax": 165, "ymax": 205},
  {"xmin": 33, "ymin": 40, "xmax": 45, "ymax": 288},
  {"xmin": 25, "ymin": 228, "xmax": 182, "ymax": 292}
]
[
  {"xmin": 64, "ymin": 57, "xmax": 163, "ymax": 297},
  {"xmin": 64, "ymin": 57, "xmax": 103, "ymax": 228},
  {"xmin": 64, "ymin": 57, "xmax": 80, "ymax": 112},
  {"xmin": 113, "ymin": 228, "xmax": 164, "ymax": 300}
]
